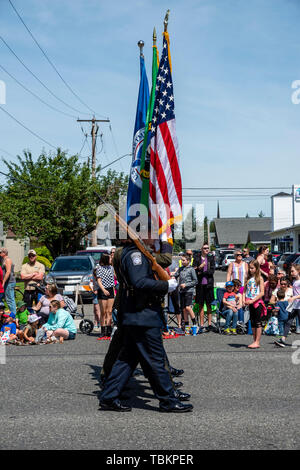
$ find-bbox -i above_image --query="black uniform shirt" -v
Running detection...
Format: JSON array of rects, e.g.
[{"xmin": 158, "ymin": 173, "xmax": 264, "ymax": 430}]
[{"xmin": 120, "ymin": 244, "xmax": 169, "ymax": 328}]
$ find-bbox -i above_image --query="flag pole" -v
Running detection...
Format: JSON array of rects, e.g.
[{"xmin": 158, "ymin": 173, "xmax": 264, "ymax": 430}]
[
  {"xmin": 153, "ymin": 27, "xmax": 157, "ymax": 45},
  {"xmin": 137, "ymin": 40, "xmax": 144, "ymax": 57},
  {"xmin": 164, "ymin": 9, "xmax": 170, "ymax": 32}
]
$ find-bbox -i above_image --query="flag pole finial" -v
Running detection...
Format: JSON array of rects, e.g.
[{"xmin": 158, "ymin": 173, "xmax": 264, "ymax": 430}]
[
  {"xmin": 153, "ymin": 27, "xmax": 157, "ymax": 45},
  {"xmin": 164, "ymin": 9, "xmax": 170, "ymax": 32},
  {"xmin": 138, "ymin": 40, "xmax": 145, "ymax": 57}
]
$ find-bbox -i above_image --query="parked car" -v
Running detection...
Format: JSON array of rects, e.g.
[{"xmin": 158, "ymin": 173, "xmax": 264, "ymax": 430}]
[
  {"xmin": 293, "ymin": 255, "xmax": 300, "ymax": 266},
  {"xmin": 76, "ymin": 247, "xmax": 113, "ymax": 264},
  {"xmin": 249, "ymin": 250, "xmax": 258, "ymax": 260},
  {"xmin": 271, "ymin": 252, "xmax": 282, "ymax": 265},
  {"xmin": 277, "ymin": 253, "xmax": 294, "ymax": 272},
  {"xmin": 281, "ymin": 253, "xmax": 300, "ymax": 275},
  {"xmin": 221, "ymin": 254, "xmax": 235, "ymax": 271},
  {"xmin": 45, "ymin": 255, "xmax": 95, "ymax": 299},
  {"xmin": 219, "ymin": 250, "xmax": 234, "ymax": 264}
]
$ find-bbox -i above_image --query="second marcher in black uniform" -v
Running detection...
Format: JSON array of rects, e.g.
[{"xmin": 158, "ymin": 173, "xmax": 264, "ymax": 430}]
[
  {"xmin": 100, "ymin": 242, "xmax": 184, "ymax": 383},
  {"xmin": 99, "ymin": 242, "xmax": 193, "ymax": 412}
]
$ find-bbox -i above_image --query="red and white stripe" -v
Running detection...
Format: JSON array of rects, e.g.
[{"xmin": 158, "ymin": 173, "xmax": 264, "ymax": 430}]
[{"xmin": 149, "ymin": 118, "xmax": 182, "ymax": 240}]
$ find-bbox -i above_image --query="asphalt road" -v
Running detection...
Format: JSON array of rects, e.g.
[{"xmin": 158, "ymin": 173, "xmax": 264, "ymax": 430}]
[
  {"xmin": 1, "ymin": 270, "xmax": 299, "ymax": 450},
  {"xmin": 1, "ymin": 322, "xmax": 300, "ymax": 450}
]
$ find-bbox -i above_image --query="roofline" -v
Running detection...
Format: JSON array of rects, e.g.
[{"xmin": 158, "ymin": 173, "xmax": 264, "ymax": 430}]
[{"xmin": 267, "ymin": 223, "xmax": 300, "ymax": 236}]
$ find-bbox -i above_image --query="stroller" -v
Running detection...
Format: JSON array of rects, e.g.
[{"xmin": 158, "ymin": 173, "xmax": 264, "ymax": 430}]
[{"xmin": 68, "ymin": 285, "xmax": 94, "ymax": 335}]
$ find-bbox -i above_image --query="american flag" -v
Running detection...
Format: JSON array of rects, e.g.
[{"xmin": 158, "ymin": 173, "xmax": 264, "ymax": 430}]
[{"xmin": 149, "ymin": 32, "xmax": 182, "ymax": 241}]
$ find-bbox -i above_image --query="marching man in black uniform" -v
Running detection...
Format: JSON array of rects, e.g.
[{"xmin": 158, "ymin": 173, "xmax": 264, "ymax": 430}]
[{"xmin": 99, "ymin": 239, "xmax": 193, "ymax": 413}]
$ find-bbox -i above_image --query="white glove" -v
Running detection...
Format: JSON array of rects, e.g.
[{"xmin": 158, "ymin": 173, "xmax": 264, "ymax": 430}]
[{"xmin": 168, "ymin": 279, "xmax": 178, "ymax": 293}]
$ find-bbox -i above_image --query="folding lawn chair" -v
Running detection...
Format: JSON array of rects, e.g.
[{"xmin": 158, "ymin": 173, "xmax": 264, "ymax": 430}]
[
  {"xmin": 167, "ymin": 293, "xmax": 180, "ymax": 327},
  {"xmin": 210, "ymin": 287, "xmax": 227, "ymax": 333},
  {"xmin": 193, "ymin": 287, "xmax": 222, "ymax": 332}
]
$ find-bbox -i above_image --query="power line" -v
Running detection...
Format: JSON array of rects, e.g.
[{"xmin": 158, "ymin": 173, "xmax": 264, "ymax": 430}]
[
  {"xmin": 0, "ymin": 147, "xmax": 16, "ymax": 159},
  {"xmin": 109, "ymin": 123, "xmax": 125, "ymax": 172},
  {"xmin": 0, "ymin": 169, "xmax": 53, "ymax": 191},
  {"xmin": 0, "ymin": 106, "xmax": 57, "ymax": 149},
  {"xmin": 78, "ymin": 134, "xmax": 88, "ymax": 157},
  {"xmin": 0, "ymin": 35, "xmax": 87, "ymax": 116},
  {"xmin": 0, "ymin": 63, "xmax": 77, "ymax": 119},
  {"xmin": 182, "ymin": 187, "xmax": 291, "ymax": 190},
  {"xmin": 99, "ymin": 153, "xmax": 132, "ymax": 171},
  {"xmin": 182, "ymin": 194, "xmax": 272, "ymax": 198},
  {"xmin": 8, "ymin": 0, "xmax": 99, "ymax": 116}
]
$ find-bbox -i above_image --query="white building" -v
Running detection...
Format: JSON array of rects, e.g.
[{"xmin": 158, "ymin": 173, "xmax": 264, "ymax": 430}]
[{"xmin": 269, "ymin": 185, "xmax": 300, "ymax": 253}]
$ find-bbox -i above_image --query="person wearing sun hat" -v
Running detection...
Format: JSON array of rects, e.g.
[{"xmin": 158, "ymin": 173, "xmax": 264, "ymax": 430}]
[
  {"xmin": 19, "ymin": 313, "xmax": 42, "ymax": 344},
  {"xmin": 15, "ymin": 300, "xmax": 31, "ymax": 332},
  {"xmin": 0, "ymin": 311, "xmax": 17, "ymax": 342}
]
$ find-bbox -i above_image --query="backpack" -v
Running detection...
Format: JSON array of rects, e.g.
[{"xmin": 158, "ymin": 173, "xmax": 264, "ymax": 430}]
[
  {"xmin": 63, "ymin": 296, "xmax": 77, "ymax": 315},
  {"xmin": 264, "ymin": 316, "xmax": 279, "ymax": 336}
]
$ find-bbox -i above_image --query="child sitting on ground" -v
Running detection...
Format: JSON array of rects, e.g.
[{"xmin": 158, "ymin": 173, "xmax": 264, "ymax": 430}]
[
  {"xmin": 274, "ymin": 288, "xmax": 289, "ymax": 338},
  {"xmin": 0, "ymin": 312, "xmax": 17, "ymax": 343},
  {"xmin": 222, "ymin": 281, "xmax": 239, "ymax": 335},
  {"xmin": 20, "ymin": 313, "xmax": 42, "ymax": 344},
  {"xmin": 15, "ymin": 300, "xmax": 30, "ymax": 334}
]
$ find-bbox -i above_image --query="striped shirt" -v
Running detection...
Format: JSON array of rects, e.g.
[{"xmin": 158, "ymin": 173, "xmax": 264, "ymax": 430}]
[{"xmin": 230, "ymin": 262, "xmax": 247, "ymax": 286}]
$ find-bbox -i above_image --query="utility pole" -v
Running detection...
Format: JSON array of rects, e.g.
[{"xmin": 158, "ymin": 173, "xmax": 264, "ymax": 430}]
[{"xmin": 77, "ymin": 116, "xmax": 110, "ymax": 246}]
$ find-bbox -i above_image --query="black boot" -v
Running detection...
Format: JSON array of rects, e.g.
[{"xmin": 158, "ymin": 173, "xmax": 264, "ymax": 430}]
[{"xmin": 99, "ymin": 326, "xmax": 106, "ymax": 337}]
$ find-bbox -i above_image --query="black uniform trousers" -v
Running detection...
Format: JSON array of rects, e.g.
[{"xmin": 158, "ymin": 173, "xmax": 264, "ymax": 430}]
[
  {"xmin": 100, "ymin": 325, "xmax": 178, "ymax": 407},
  {"xmin": 101, "ymin": 325, "xmax": 175, "ymax": 387}
]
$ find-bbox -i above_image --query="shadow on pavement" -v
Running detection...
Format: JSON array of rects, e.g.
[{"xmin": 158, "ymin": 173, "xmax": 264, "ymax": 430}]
[{"xmin": 86, "ymin": 363, "xmax": 158, "ymax": 411}]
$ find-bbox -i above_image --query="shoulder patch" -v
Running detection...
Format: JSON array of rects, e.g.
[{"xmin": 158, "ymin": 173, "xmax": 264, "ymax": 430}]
[{"xmin": 131, "ymin": 252, "xmax": 142, "ymax": 266}]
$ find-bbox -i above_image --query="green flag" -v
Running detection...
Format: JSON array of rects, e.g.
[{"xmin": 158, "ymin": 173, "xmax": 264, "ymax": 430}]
[{"xmin": 139, "ymin": 38, "xmax": 159, "ymax": 211}]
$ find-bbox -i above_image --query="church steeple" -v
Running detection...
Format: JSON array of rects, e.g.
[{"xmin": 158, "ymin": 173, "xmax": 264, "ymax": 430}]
[{"xmin": 217, "ymin": 201, "xmax": 220, "ymax": 218}]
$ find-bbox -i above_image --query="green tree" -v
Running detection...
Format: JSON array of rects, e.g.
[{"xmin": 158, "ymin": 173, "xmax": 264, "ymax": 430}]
[
  {"xmin": 0, "ymin": 150, "xmax": 128, "ymax": 258},
  {"xmin": 258, "ymin": 210, "xmax": 265, "ymax": 218}
]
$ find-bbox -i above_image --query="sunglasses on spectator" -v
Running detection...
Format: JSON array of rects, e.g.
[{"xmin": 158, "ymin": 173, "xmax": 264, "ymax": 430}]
[{"xmin": 203, "ymin": 247, "xmax": 209, "ymax": 250}]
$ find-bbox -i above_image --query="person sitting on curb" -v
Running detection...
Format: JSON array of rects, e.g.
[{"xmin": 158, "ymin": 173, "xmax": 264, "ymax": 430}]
[
  {"xmin": 0, "ymin": 312, "xmax": 17, "ymax": 343},
  {"xmin": 15, "ymin": 300, "xmax": 31, "ymax": 334},
  {"xmin": 42, "ymin": 300, "xmax": 77, "ymax": 344},
  {"xmin": 19, "ymin": 313, "xmax": 42, "ymax": 344}
]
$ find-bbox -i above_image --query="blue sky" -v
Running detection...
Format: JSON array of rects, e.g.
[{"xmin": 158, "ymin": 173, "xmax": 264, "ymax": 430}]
[{"xmin": 1, "ymin": 0, "xmax": 300, "ymax": 221}]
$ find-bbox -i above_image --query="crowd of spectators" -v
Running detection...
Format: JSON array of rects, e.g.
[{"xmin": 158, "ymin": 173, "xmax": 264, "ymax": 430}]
[
  {"xmin": 169, "ymin": 244, "xmax": 300, "ymax": 348},
  {"xmin": 0, "ymin": 243, "xmax": 299, "ymax": 348},
  {"xmin": 0, "ymin": 248, "xmax": 76, "ymax": 345}
]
